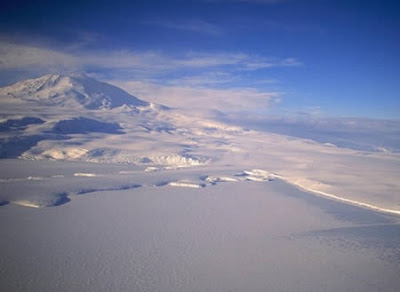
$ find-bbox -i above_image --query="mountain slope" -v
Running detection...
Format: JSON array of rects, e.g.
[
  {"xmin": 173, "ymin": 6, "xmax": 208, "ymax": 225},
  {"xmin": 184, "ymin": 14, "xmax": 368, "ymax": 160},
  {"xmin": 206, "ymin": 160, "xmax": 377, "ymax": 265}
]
[
  {"xmin": 0, "ymin": 73, "xmax": 149, "ymax": 109},
  {"xmin": 0, "ymin": 74, "xmax": 399, "ymax": 213}
]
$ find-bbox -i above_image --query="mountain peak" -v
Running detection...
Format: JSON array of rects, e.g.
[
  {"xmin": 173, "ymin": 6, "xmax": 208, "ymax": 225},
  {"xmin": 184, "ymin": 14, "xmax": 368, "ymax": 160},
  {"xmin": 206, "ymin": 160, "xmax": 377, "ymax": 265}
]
[{"xmin": 0, "ymin": 73, "xmax": 149, "ymax": 110}]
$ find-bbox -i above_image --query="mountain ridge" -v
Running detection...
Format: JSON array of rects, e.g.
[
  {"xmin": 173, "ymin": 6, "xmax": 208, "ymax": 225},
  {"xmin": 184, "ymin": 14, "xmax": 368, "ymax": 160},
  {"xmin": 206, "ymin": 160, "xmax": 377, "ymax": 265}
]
[{"xmin": 0, "ymin": 73, "xmax": 149, "ymax": 110}]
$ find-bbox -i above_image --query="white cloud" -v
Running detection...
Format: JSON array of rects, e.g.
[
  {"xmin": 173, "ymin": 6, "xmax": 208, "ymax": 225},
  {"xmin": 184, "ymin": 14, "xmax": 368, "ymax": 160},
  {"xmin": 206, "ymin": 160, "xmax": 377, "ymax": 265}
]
[
  {"xmin": 0, "ymin": 40, "xmax": 301, "ymax": 75},
  {"xmin": 110, "ymin": 80, "xmax": 281, "ymax": 113},
  {"xmin": 144, "ymin": 19, "xmax": 223, "ymax": 35},
  {"xmin": 217, "ymin": 112, "xmax": 400, "ymax": 152},
  {"xmin": 166, "ymin": 71, "xmax": 238, "ymax": 86},
  {"xmin": 280, "ymin": 57, "xmax": 302, "ymax": 66},
  {"xmin": 0, "ymin": 42, "xmax": 79, "ymax": 71},
  {"xmin": 0, "ymin": 39, "xmax": 293, "ymax": 113}
]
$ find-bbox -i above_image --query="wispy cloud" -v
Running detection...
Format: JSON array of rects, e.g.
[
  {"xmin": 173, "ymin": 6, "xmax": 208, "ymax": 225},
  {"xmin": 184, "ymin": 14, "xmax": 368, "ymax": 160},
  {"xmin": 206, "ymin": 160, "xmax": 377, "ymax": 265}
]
[
  {"xmin": 144, "ymin": 19, "xmax": 223, "ymax": 36},
  {"xmin": 0, "ymin": 40, "xmax": 301, "ymax": 75},
  {"xmin": 0, "ymin": 38, "xmax": 295, "ymax": 113},
  {"xmin": 166, "ymin": 71, "xmax": 238, "ymax": 87},
  {"xmin": 218, "ymin": 113, "xmax": 400, "ymax": 152},
  {"xmin": 110, "ymin": 79, "xmax": 281, "ymax": 113},
  {"xmin": 0, "ymin": 42, "xmax": 79, "ymax": 71}
]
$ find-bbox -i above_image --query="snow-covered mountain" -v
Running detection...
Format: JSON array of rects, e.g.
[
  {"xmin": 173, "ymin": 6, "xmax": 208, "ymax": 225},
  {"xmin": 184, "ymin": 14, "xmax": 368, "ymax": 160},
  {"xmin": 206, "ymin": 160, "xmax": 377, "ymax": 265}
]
[
  {"xmin": 1, "ymin": 73, "xmax": 399, "ymax": 213},
  {"xmin": 0, "ymin": 73, "xmax": 149, "ymax": 109},
  {"xmin": 0, "ymin": 73, "xmax": 212, "ymax": 166}
]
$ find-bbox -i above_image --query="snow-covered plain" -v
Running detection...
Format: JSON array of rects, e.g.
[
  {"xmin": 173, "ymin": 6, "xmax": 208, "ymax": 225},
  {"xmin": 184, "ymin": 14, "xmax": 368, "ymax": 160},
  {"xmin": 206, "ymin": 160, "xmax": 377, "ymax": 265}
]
[
  {"xmin": 1, "ymin": 74, "xmax": 400, "ymax": 291},
  {"xmin": 1, "ymin": 170, "xmax": 400, "ymax": 291}
]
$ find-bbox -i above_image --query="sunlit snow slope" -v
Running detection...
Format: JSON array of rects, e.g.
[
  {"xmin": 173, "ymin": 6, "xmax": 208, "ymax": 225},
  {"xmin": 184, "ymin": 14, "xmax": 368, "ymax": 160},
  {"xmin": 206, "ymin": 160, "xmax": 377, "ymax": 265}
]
[
  {"xmin": 0, "ymin": 73, "xmax": 148, "ymax": 109},
  {"xmin": 0, "ymin": 74, "xmax": 399, "ymax": 214}
]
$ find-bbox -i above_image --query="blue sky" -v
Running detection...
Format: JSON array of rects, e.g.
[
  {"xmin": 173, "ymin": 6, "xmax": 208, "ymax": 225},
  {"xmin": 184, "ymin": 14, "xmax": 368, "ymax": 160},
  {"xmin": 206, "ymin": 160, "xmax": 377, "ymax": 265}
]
[{"xmin": 1, "ymin": 0, "xmax": 399, "ymax": 119}]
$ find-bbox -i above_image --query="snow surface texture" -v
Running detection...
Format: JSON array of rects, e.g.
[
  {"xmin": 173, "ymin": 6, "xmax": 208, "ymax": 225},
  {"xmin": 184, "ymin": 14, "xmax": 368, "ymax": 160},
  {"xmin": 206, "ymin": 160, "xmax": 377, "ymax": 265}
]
[
  {"xmin": 1, "ymin": 74, "xmax": 400, "ymax": 292},
  {"xmin": 0, "ymin": 74, "xmax": 400, "ymax": 214},
  {"xmin": 1, "ymin": 180, "xmax": 400, "ymax": 292}
]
